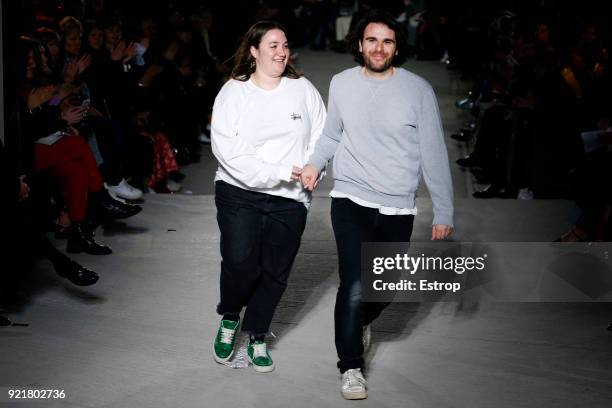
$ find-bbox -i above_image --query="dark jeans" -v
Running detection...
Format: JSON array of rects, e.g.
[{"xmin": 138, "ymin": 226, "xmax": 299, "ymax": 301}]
[
  {"xmin": 215, "ymin": 181, "xmax": 307, "ymax": 336},
  {"xmin": 331, "ymin": 198, "xmax": 414, "ymax": 373}
]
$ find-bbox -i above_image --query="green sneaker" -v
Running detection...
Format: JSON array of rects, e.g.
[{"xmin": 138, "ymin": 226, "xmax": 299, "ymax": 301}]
[
  {"xmin": 213, "ymin": 319, "xmax": 240, "ymax": 363},
  {"xmin": 247, "ymin": 340, "xmax": 275, "ymax": 372}
]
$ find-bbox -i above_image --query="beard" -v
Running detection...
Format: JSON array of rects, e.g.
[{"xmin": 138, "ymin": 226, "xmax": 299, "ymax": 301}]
[{"xmin": 363, "ymin": 53, "xmax": 394, "ymax": 73}]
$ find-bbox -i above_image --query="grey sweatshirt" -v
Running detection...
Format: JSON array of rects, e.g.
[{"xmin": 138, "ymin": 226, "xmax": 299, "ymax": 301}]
[{"xmin": 308, "ymin": 66, "xmax": 454, "ymax": 226}]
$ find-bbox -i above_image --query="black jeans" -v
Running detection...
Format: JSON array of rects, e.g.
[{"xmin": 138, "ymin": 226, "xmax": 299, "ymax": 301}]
[
  {"xmin": 215, "ymin": 181, "xmax": 307, "ymax": 336},
  {"xmin": 331, "ymin": 198, "xmax": 414, "ymax": 373}
]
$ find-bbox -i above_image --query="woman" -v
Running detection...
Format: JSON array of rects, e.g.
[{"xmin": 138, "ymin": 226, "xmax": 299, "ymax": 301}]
[
  {"xmin": 15, "ymin": 38, "xmax": 141, "ymax": 255},
  {"xmin": 211, "ymin": 21, "xmax": 326, "ymax": 372}
]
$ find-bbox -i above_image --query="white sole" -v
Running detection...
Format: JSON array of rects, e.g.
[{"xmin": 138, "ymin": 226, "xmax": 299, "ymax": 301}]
[
  {"xmin": 247, "ymin": 355, "xmax": 275, "ymax": 373},
  {"xmin": 213, "ymin": 343, "xmax": 234, "ymax": 364},
  {"xmin": 342, "ymin": 390, "xmax": 368, "ymax": 400}
]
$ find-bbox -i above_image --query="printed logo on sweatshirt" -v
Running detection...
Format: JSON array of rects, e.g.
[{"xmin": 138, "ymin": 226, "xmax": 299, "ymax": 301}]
[{"xmin": 290, "ymin": 113, "xmax": 302, "ymax": 121}]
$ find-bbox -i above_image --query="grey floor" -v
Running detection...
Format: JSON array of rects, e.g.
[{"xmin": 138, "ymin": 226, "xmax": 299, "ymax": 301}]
[{"xmin": 2, "ymin": 50, "xmax": 612, "ymax": 408}]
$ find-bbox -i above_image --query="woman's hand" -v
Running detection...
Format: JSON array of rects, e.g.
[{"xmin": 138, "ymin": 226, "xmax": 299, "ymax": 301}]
[
  {"xmin": 110, "ymin": 40, "xmax": 127, "ymax": 61},
  {"xmin": 18, "ymin": 175, "xmax": 30, "ymax": 202},
  {"xmin": 138, "ymin": 64, "xmax": 163, "ymax": 88},
  {"xmin": 300, "ymin": 164, "xmax": 320, "ymax": 191},
  {"xmin": 76, "ymin": 53, "xmax": 92, "ymax": 74},
  {"xmin": 291, "ymin": 166, "xmax": 302, "ymax": 181},
  {"xmin": 122, "ymin": 42, "xmax": 137, "ymax": 63},
  {"xmin": 61, "ymin": 106, "xmax": 87, "ymax": 125},
  {"xmin": 63, "ymin": 60, "xmax": 79, "ymax": 83},
  {"xmin": 163, "ymin": 41, "xmax": 180, "ymax": 61}
]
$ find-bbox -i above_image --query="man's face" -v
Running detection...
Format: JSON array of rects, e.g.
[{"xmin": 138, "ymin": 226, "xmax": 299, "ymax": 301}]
[
  {"xmin": 359, "ymin": 23, "xmax": 397, "ymax": 73},
  {"xmin": 105, "ymin": 25, "xmax": 121, "ymax": 46}
]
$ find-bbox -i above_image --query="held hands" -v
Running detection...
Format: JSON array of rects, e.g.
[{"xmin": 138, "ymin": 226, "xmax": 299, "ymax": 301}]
[
  {"xmin": 431, "ymin": 224, "xmax": 453, "ymax": 240},
  {"xmin": 300, "ymin": 164, "xmax": 320, "ymax": 191},
  {"xmin": 291, "ymin": 166, "xmax": 302, "ymax": 181}
]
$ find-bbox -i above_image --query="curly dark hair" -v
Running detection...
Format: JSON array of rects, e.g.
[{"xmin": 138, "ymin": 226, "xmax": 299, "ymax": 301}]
[
  {"xmin": 231, "ymin": 21, "xmax": 300, "ymax": 81},
  {"xmin": 348, "ymin": 10, "xmax": 409, "ymax": 67}
]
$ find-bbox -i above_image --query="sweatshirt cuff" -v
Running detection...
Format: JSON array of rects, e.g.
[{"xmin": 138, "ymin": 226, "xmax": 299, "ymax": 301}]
[
  {"xmin": 432, "ymin": 213, "xmax": 453, "ymax": 228},
  {"xmin": 307, "ymin": 154, "xmax": 328, "ymax": 172},
  {"xmin": 276, "ymin": 164, "xmax": 294, "ymax": 182}
]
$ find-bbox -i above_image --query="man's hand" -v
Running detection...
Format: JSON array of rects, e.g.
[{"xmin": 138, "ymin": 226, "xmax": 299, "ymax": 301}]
[
  {"xmin": 300, "ymin": 164, "xmax": 320, "ymax": 191},
  {"xmin": 431, "ymin": 224, "xmax": 453, "ymax": 240}
]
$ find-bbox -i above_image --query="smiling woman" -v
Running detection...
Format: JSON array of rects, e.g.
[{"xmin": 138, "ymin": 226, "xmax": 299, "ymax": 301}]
[
  {"xmin": 209, "ymin": 21, "xmax": 326, "ymax": 373},
  {"xmin": 231, "ymin": 21, "xmax": 300, "ymax": 85}
]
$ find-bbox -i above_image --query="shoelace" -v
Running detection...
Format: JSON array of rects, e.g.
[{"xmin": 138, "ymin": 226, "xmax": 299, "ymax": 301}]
[
  {"xmin": 219, "ymin": 326, "xmax": 236, "ymax": 344},
  {"xmin": 344, "ymin": 370, "xmax": 365, "ymax": 388},
  {"xmin": 252, "ymin": 342, "xmax": 268, "ymax": 359}
]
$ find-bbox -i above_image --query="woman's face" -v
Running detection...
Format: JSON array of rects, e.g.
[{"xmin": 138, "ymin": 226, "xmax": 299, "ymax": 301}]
[
  {"xmin": 105, "ymin": 25, "xmax": 122, "ymax": 46},
  {"xmin": 535, "ymin": 24, "xmax": 550, "ymax": 44},
  {"xmin": 250, "ymin": 28, "xmax": 288, "ymax": 79},
  {"xmin": 38, "ymin": 46, "xmax": 51, "ymax": 73},
  {"xmin": 26, "ymin": 51, "xmax": 36, "ymax": 79},
  {"xmin": 46, "ymin": 40, "xmax": 61, "ymax": 63},
  {"xmin": 178, "ymin": 58, "xmax": 193, "ymax": 77},
  {"xmin": 88, "ymin": 27, "xmax": 104, "ymax": 49},
  {"xmin": 64, "ymin": 31, "xmax": 82, "ymax": 56},
  {"xmin": 141, "ymin": 19, "xmax": 157, "ymax": 39}
]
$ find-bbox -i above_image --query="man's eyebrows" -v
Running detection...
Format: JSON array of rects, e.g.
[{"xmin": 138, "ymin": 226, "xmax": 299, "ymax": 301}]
[{"xmin": 364, "ymin": 36, "xmax": 395, "ymax": 43}]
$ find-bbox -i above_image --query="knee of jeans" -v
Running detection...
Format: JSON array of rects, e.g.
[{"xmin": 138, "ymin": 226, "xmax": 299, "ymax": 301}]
[{"xmin": 339, "ymin": 280, "xmax": 362, "ymax": 302}]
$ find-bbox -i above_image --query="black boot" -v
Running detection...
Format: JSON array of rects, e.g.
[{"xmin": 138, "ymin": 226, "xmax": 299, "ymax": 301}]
[
  {"xmin": 93, "ymin": 189, "xmax": 142, "ymax": 220},
  {"xmin": 53, "ymin": 256, "xmax": 99, "ymax": 286},
  {"xmin": 451, "ymin": 130, "xmax": 471, "ymax": 142},
  {"xmin": 472, "ymin": 184, "xmax": 516, "ymax": 199},
  {"xmin": 67, "ymin": 222, "xmax": 112, "ymax": 255},
  {"xmin": 456, "ymin": 154, "xmax": 483, "ymax": 168}
]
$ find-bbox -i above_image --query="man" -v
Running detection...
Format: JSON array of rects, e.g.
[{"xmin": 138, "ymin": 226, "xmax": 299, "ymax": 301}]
[{"xmin": 301, "ymin": 11, "xmax": 454, "ymax": 400}]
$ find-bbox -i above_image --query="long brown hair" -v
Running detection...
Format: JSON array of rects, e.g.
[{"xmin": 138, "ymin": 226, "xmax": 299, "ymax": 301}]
[{"xmin": 231, "ymin": 21, "xmax": 300, "ymax": 81}]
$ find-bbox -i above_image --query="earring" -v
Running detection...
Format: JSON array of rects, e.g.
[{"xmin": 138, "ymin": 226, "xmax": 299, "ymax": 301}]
[{"xmin": 250, "ymin": 59, "xmax": 256, "ymax": 69}]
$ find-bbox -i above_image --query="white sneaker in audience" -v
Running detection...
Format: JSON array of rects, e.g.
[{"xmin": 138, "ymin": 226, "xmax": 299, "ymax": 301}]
[
  {"xmin": 166, "ymin": 180, "xmax": 182, "ymax": 193},
  {"xmin": 517, "ymin": 188, "xmax": 534, "ymax": 200},
  {"xmin": 107, "ymin": 179, "xmax": 143, "ymax": 200}
]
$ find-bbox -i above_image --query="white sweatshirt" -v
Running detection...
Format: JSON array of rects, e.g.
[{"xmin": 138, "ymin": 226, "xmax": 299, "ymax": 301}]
[{"xmin": 211, "ymin": 76, "xmax": 326, "ymax": 203}]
